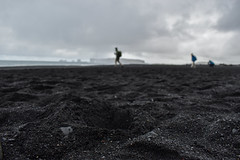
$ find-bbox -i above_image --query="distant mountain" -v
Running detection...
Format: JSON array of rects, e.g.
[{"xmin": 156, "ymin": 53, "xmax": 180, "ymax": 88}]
[{"xmin": 90, "ymin": 58, "xmax": 145, "ymax": 65}]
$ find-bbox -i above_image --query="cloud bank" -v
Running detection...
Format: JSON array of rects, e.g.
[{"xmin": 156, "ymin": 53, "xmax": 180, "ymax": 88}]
[{"xmin": 0, "ymin": 0, "xmax": 239, "ymax": 64}]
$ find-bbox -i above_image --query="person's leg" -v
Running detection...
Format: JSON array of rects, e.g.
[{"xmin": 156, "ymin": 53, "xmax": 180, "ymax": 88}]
[
  {"xmin": 191, "ymin": 62, "xmax": 194, "ymax": 68},
  {"xmin": 191, "ymin": 62, "xmax": 196, "ymax": 68},
  {"xmin": 116, "ymin": 57, "xmax": 121, "ymax": 65},
  {"xmin": 118, "ymin": 60, "xmax": 122, "ymax": 65}
]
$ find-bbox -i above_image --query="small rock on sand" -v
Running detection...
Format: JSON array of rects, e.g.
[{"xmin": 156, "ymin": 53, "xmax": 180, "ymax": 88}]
[{"xmin": 60, "ymin": 126, "xmax": 73, "ymax": 136}]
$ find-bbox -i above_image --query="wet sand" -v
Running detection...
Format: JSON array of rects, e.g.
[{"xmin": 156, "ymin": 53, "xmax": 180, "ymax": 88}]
[{"xmin": 0, "ymin": 65, "xmax": 240, "ymax": 160}]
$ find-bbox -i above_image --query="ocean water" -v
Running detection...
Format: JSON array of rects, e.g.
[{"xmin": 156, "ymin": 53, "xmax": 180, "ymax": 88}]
[{"xmin": 0, "ymin": 60, "xmax": 90, "ymax": 67}]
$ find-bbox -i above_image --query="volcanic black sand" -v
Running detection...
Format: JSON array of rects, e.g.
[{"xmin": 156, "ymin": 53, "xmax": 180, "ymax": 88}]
[{"xmin": 0, "ymin": 65, "xmax": 240, "ymax": 160}]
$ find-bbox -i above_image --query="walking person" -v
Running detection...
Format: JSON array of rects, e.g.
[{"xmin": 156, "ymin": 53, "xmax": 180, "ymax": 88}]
[
  {"xmin": 114, "ymin": 47, "xmax": 122, "ymax": 66},
  {"xmin": 191, "ymin": 53, "xmax": 197, "ymax": 68}
]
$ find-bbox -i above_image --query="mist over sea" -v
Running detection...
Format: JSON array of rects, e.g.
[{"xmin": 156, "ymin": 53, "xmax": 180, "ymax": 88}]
[
  {"xmin": 0, "ymin": 58, "xmax": 146, "ymax": 67},
  {"xmin": 0, "ymin": 60, "xmax": 89, "ymax": 67}
]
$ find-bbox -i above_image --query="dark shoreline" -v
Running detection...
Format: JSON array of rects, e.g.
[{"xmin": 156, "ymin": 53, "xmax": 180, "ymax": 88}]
[{"xmin": 0, "ymin": 65, "xmax": 240, "ymax": 159}]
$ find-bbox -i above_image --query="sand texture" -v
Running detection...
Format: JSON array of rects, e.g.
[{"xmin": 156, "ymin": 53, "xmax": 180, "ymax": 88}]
[{"xmin": 0, "ymin": 65, "xmax": 240, "ymax": 160}]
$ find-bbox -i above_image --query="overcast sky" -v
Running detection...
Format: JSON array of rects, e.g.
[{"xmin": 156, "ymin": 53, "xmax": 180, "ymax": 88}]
[{"xmin": 0, "ymin": 0, "xmax": 239, "ymax": 64}]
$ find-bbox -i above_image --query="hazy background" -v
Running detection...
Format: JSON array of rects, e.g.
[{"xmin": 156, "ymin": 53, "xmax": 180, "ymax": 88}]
[{"xmin": 0, "ymin": 0, "xmax": 239, "ymax": 64}]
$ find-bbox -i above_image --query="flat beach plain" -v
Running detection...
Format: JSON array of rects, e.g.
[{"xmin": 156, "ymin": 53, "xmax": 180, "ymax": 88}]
[{"xmin": 0, "ymin": 65, "xmax": 240, "ymax": 160}]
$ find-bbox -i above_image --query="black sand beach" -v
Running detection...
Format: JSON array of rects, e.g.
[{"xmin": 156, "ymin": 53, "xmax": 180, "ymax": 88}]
[{"xmin": 0, "ymin": 65, "xmax": 240, "ymax": 160}]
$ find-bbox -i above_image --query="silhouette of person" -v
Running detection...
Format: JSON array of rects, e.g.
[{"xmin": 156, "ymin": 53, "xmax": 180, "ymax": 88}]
[
  {"xmin": 114, "ymin": 47, "xmax": 122, "ymax": 66},
  {"xmin": 191, "ymin": 53, "xmax": 197, "ymax": 68},
  {"xmin": 208, "ymin": 60, "xmax": 215, "ymax": 67}
]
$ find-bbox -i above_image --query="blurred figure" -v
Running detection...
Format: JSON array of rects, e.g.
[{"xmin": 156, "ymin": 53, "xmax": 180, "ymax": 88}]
[
  {"xmin": 114, "ymin": 47, "xmax": 122, "ymax": 66},
  {"xmin": 191, "ymin": 53, "xmax": 197, "ymax": 68},
  {"xmin": 208, "ymin": 60, "xmax": 215, "ymax": 67}
]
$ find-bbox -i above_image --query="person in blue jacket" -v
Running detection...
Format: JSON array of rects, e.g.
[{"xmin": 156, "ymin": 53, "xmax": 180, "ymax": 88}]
[
  {"xmin": 191, "ymin": 53, "xmax": 197, "ymax": 68},
  {"xmin": 208, "ymin": 60, "xmax": 215, "ymax": 67}
]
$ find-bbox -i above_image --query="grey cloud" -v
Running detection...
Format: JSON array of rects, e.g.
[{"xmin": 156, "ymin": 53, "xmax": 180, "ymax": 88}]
[
  {"xmin": 216, "ymin": 0, "xmax": 240, "ymax": 32},
  {"xmin": 1, "ymin": 1, "xmax": 155, "ymax": 46},
  {"xmin": 0, "ymin": 0, "xmax": 168, "ymax": 59},
  {"xmin": 0, "ymin": 0, "xmax": 240, "ymax": 63}
]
